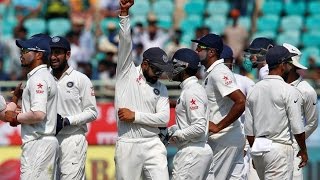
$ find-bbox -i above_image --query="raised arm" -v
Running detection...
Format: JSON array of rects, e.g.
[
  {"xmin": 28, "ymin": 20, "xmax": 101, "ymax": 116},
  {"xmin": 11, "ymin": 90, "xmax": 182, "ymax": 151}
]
[{"xmin": 116, "ymin": 0, "xmax": 135, "ymax": 78}]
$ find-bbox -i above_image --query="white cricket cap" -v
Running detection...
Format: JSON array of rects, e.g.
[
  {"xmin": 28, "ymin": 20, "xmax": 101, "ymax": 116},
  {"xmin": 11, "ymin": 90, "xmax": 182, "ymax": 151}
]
[{"xmin": 283, "ymin": 43, "xmax": 307, "ymax": 69}]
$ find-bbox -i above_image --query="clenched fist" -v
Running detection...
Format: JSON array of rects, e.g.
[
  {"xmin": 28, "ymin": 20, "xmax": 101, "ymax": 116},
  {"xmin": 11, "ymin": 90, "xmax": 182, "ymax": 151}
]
[
  {"xmin": 5, "ymin": 111, "xmax": 20, "ymax": 127},
  {"xmin": 118, "ymin": 108, "xmax": 135, "ymax": 122}
]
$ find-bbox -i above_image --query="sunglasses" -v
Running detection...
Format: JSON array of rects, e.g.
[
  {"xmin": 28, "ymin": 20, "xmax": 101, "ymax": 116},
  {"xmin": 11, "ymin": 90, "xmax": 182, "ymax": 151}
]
[
  {"xmin": 197, "ymin": 44, "xmax": 209, "ymax": 50},
  {"xmin": 149, "ymin": 64, "xmax": 164, "ymax": 76},
  {"xmin": 51, "ymin": 49, "xmax": 67, "ymax": 56},
  {"xmin": 20, "ymin": 48, "xmax": 31, "ymax": 54}
]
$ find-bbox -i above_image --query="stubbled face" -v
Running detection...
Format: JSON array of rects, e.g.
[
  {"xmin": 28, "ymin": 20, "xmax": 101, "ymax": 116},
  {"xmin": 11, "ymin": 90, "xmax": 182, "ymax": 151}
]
[
  {"xmin": 20, "ymin": 49, "xmax": 36, "ymax": 67},
  {"xmin": 142, "ymin": 62, "xmax": 163, "ymax": 84},
  {"xmin": 50, "ymin": 48, "xmax": 69, "ymax": 70}
]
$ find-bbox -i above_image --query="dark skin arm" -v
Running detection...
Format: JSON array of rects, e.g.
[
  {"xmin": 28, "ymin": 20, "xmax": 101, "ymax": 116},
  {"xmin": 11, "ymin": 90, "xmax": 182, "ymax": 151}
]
[
  {"xmin": 119, "ymin": 0, "xmax": 134, "ymax": 16},
  {"xmin": 294, "ymin": 132, "xmax": 308, "ymax": 168},
  {"xmin": 209, "ymin": 89, "xmax": 245, "ymax": 133}
]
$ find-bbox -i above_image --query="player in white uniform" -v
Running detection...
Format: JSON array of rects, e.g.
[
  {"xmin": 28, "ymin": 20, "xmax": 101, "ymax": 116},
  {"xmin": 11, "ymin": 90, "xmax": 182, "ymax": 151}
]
[
  {"xmin": 244, "ymin": 45, "xmax": 308, "ymax": 180},
  {"xmin": 49, "ymin": 36, "xmax": 98, "ymax": 180},
  {"xmin": 222, "ymin": 45, "xmax": 259, "ymax": 180},
  {"xmin": 282, "ymin": 43, "xmax": 318, "ymax": 180},
  {"xmin": 168, "ymin": 48, "xmax": 213, "ymax": 180},
  {"xmin": 114, "ymin": 1, "xmax": 172, "ymax": 179},
  {"xmin": 193, "ymin": 34, "xmax": 246, "ymax": 180},
  {"xmin": 4, "ymin": 34, "xmax": 59, "ymax": 179},
  {"xmin": 243, "ymin": 37, "xmax": 274, "ymax": 80}
]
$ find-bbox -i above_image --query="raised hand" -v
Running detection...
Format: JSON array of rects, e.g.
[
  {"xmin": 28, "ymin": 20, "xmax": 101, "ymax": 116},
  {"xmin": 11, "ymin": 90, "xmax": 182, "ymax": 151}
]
[{"xmin": 120, "ymin": 0, "xmax": 134, "ymax": 11}]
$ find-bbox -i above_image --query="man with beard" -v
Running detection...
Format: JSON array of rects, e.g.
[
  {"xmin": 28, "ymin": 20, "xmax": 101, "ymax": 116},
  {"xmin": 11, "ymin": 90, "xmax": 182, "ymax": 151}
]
[
  {"xmin": 49, "ymin": 36, "xmax": 98, "ymax": 180},
  {"xmin": 114, "ymin": 0, "xmax": 173, "ymax": 179},
  {"xmin": 168, "ymin": 48, "xmax": 213, "ymax": 179},
  {"xmin": 282, "ymin": 43, "xmax": 318, "ymax": 180},
  {"xmin": 244, "ymin": 45, "xmax": 308, "ymax": 179},
  {"xmin": 5, "ymin": 34, "xmax": 59, "ymax": 179},
  {"xmin": 193, "ymin": 33, "xmax": 246, "ymax": 179},
  {"xmin": 243, "ymin": 37, "xmax": 274, "ymax": 80}
]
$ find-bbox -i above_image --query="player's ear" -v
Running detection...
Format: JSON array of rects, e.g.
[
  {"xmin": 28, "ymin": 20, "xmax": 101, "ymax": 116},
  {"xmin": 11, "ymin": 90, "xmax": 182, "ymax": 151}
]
[
  {"xmin": 141, "ymin": 59, "xmax": 149, "ymax": 69},
  {"xmin": 66, "ymin": 51, "xmax": 71, "ymax": 60}
]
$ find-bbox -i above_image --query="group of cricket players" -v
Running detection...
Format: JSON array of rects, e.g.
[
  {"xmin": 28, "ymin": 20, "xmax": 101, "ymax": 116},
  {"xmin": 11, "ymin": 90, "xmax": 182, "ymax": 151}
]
[
  {"xmin": 0, "ymin": 0, "xmax": 317, "ymax": 180},
  {"xmin": 115, "ymin": 1, "xmax": 318, "ymax": 180}
]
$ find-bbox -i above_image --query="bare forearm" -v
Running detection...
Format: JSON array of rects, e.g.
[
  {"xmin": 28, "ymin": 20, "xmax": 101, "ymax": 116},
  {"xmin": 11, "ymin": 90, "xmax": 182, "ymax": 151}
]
[
  {"xmin": 294, "ymin": 132, "xmax": 307, "ymax": 151},
  {"xmin": 217, "ymin": 102, "xmax": 245, "ymax": 130}
]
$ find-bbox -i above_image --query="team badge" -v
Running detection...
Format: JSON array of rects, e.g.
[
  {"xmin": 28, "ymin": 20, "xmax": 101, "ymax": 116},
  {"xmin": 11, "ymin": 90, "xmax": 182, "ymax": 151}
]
[
  {"xmin": 67, "ymin": 82, "xmax": 74, "ymax": 88},
  {"xmin": 190, "ymin": 98, "xmax": 198, "ymax": 110},
  {"xmin": 36, "ymin": 83, "xmax": 44, "ymax": 94},
  {"xmin": 204, "ymin": 78, "xmax": 208, "ymax": 86},
  {"xmin": 154, "ymin": 88, "xmax": 160, "ymax": 95},
  {"xmin": 223, "ymin": 75, "xmax": 232, "ymax": 85},
  {"xmin": 52, "ymin": 36, "xmax": 60, "ymax": 43},
  {"xmin": 163, "ymin": 55, "xmax": 169, "ymax": 63}
]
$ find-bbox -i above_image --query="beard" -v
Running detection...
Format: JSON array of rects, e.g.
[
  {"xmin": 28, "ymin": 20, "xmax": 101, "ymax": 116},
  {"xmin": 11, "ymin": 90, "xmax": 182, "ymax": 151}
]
[{"xmin": 143, "ymin": 70, "xmax": 158, "ymax": 84}]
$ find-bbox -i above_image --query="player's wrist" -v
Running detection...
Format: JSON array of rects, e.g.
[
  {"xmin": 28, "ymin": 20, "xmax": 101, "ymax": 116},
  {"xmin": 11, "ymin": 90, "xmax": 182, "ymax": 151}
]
[{"xmin": 63, "ymin": 118, "xmax": 70, "ymax": 127}]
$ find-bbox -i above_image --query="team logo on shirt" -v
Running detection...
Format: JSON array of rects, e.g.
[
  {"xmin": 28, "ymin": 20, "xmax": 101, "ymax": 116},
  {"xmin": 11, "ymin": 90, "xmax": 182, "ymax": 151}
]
[
  {"xmin": 154, "ymin": 88, "xmax": 160, "ymax": 95},
  {"xmin": 204, "ymin": 78, "xmax": 208, "ymax": 86},
  {"xmin": 67, "ymin": 82, "xmax": 74, "ymax": 88},
  {"xmin": 190, "ymin": 98, "xmax": 198, "ymax": 110},
  {"xmin": 36, "ymin": 83, "xmax": 44, "ymax": 94},
  {"xmin": 223, "ymin": 75, "xmax": 232, "ymax": 85}
]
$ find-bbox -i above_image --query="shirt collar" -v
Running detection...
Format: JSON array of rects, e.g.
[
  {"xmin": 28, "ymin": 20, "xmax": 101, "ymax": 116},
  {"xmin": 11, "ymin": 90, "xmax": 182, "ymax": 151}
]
[
  {"xmin": 52, "ymin": 66, "xmax": 74, "ymax": 80},
  {"xmin": 206, "ymin": 59, "xmax": 224, "ymax": 73},
  {"xmin": 263, "ymin": 75, "xmax": 285, "ymax": 81},
  {"xmin": 27, "ymin": 64, "xmax": 48, "ymax": 79},
  {"xmin": 180, "ymin": 76, "xmax": 198, "ymax": 89},
  {"xmin": 290, "ymin": 76, "xmax": 303, "ymax": 87}
]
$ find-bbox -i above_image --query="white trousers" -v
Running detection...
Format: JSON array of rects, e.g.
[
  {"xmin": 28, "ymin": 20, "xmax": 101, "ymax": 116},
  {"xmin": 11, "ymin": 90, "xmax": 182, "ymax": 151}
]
[
  {"xmin": 56, "ymin": 133, "xmax": 87, "ymax": 180},
  {"xmin": 251, "ymin": 142, "xmax": 294, "ymax": 180},
  {"xmin": 242, "ymin": 150, "xmax": 260, "ymax": 180},
  {"xmin": 21, "ymin": 136, "xmax": 59, "ymax": 180},
  {"xmin": 172, "ymin": 143, "xmax": 213, "ymax": 180},
  {"xmin": 115, "ymin": 137, "xmax": 169, "ymax": 180},
  {"xmin": 207, "ymin": 128, "xmax": 245, "ymax": 180}
]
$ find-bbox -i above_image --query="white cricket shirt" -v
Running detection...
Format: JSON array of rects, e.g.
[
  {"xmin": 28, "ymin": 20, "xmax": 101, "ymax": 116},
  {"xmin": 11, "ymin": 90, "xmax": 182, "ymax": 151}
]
[
  {"xmin": 245, "ymin": 75, "xmax": 305, "ymax": 144},
  {"xmin": 175, "ymin": 76, "xmax": 209, "ymax": 147},
  {"xmin": 203, "ymin": 59, "xmax": 242, "ymax": 138},
  {"xmin": 21, "ymin": 64, "xmax": 58, "ymax": 144},
  {"xmin": 115, "ymin": 15, "xmax": 170, "ymax": 138},
  {"xmin": 291, "ymin": 76, "xmax": 318, "ymax": 138},
  {"xmin": 54, "ymin": 67, "xmax": 98, "ymax": 135}
]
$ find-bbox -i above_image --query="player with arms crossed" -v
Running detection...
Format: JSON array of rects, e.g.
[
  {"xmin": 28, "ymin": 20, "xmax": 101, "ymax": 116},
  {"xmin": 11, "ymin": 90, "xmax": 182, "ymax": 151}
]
[
  {"xmin": 193, "ymin": 34, "xmax": 246, "ymax": 180},
  {"xmin": 115, "ymin": 0, "xmax": 172, "ymax": 179},
  {"xmin": 5, "ymin": 34, "xmax": 59, "ymax": 179},
  {"xmin": 49, "ymin": 36, "xmax": 98, "ymax": 180},
  {"xmin": 282, "ymin": 43, "xmax": 318, "ymax": 180},
  {"xmin": 168, "ymin": 48, "xmax": 213, "ymax": 180}
]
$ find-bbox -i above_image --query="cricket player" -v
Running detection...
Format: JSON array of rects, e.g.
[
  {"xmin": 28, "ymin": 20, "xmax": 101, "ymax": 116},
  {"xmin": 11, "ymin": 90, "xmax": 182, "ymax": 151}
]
[
  {"xmin": 245, "ymin": 45, "xmax": 308, "ymax": 180},
  {"xmin": 282, "ymin": 43, "xmax": 318, "ymax": 180},
  {"xmin": 49, "ymin": 36, "xmax": 98, "ymax": 180},
  {"xmin": 193, "ymin": 34, "xmax": 246, "ymax": 180},
  {"xmin": 168, "ymin": 48, "xmax": 213, "ymax": 180},
  {"xmin": 114, "ymin": 1, "xmax": 172, "ymax": 179},
  {"xmin": 243, "ymin": 37, "xmax": 274, "ymax": 80},
  {"xmin": 5, "ymin": 34, "xmax": 59, "ymax": 179},
  {"xmin": 222, "ymin": 44, "xmax": 258, "ymax": 180}
]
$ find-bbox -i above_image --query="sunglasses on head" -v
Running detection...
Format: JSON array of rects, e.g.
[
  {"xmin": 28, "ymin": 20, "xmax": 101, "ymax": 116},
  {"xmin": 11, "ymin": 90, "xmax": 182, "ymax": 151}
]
[{"xmin": 197, "ymin": 44, "xmax": 209, "ymax": 50}]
